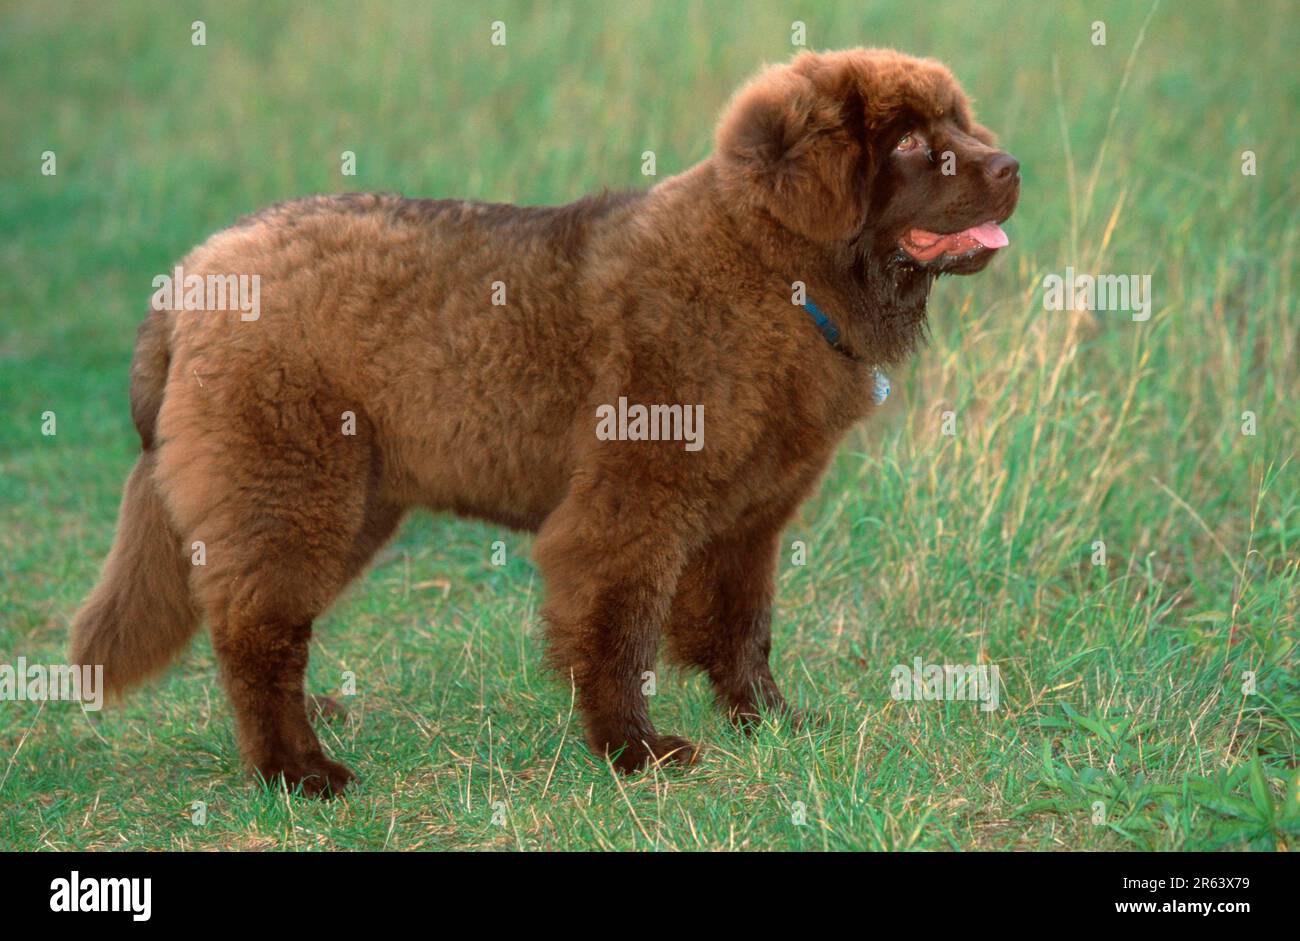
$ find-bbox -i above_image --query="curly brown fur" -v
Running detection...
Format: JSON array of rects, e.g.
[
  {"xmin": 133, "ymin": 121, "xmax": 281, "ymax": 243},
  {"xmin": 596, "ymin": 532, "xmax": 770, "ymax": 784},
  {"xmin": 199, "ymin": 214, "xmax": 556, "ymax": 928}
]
[{"xmin": 71, "ymin": 48, "xmax": 1018, "ymax": 793}]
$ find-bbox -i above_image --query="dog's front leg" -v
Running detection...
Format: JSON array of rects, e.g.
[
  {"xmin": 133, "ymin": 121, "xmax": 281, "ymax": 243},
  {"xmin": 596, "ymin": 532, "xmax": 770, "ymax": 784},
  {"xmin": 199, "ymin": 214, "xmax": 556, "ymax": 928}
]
[
  {"xmin": 534, "ymin": 484, "xmax": 697, "ymax": 773},
  {"xmin": 665, "ymin": 519, "xmax": 792, "ymax": 727}
]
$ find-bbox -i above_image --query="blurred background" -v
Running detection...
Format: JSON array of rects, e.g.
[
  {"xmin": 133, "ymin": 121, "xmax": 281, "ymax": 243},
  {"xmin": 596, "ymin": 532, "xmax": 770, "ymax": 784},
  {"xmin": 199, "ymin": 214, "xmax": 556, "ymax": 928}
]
[{"xmin": 0, "ymin": 1, "xmax": 1295, "ymax": 850}]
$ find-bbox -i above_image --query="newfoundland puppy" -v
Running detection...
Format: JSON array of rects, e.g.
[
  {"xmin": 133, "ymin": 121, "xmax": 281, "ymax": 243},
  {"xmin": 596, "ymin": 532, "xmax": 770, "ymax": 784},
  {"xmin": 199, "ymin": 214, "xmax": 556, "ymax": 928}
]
[{"xmin": 72, "ymin": 48, "xmax": 1019, "ymax": 795}]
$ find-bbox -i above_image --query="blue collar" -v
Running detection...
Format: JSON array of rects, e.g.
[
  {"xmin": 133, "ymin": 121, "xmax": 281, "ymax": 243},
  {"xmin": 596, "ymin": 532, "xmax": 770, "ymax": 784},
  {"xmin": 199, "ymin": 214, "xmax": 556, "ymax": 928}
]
[
  {"xmin": 802, "ymin": 297, "xmax": 841, "ymax": 347},
  {"xmin": 802, "ymin": 296, "xmax": 890, "ymax": 405}
]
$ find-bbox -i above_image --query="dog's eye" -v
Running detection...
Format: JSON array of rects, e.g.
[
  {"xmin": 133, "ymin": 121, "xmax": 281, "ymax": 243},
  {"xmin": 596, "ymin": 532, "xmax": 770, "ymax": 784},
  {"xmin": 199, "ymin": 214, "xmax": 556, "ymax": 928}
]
[{"xmin": 896, "ymin": 133, "xmax": 920, "ymax": 152}]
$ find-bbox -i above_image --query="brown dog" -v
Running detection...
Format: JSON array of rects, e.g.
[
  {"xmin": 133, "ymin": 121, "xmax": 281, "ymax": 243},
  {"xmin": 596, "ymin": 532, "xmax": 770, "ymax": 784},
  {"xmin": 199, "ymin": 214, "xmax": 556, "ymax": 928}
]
[{"xmin": 70, "ymin": 48, "xmax": 1018, "ymax": 796}]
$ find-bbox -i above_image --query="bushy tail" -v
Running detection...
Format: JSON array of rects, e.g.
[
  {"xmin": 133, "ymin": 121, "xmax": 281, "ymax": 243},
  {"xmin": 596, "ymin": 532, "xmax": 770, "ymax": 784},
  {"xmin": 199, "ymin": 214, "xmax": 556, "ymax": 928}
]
[{"xmin": 69, "ymin": 309, "xmax": 199, "ymax": 696}]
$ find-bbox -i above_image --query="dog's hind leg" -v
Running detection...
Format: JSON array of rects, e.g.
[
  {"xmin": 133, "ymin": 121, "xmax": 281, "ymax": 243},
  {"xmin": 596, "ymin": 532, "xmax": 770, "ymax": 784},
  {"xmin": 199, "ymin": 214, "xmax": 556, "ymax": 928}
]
[{"xmin": 157, "ymin": 388, "xmax": 389, "ymax": 798}]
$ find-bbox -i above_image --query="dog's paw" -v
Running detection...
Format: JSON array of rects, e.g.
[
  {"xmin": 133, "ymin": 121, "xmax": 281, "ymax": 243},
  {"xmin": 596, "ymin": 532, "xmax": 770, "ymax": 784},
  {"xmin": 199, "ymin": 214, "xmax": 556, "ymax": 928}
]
[
  {"xmin": 726, "ymin": 696, "xmax": 803, "ymax": 734},
  {"xmin": 261, "ymin": 753, "xmax": 356, "ymax": 799},
  {"xmin": 607, "ymin": 734, "xmax": 700, "ymax": 774}
]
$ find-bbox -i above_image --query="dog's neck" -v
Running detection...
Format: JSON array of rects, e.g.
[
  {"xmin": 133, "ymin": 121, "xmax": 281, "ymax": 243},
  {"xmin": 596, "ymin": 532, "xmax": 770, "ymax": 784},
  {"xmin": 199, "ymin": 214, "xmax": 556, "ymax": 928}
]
[
  {"xmin": 707, "ymin": 167, "xmax": 933, "ymax": 365},
  {"xmin": 777, "ymin": 229, "xmax": 934, "ymax": 366},
  {"xmin": 823, "ymin": 249, "xmax": 934, "ymax": 364}
]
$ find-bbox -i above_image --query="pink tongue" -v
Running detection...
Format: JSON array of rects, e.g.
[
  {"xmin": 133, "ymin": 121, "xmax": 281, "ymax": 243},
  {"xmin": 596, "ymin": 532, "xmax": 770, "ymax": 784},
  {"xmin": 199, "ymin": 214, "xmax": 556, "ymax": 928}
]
[{"xmin": 966, "ymin": 222, "xmax": 1009, "ymax": 249}]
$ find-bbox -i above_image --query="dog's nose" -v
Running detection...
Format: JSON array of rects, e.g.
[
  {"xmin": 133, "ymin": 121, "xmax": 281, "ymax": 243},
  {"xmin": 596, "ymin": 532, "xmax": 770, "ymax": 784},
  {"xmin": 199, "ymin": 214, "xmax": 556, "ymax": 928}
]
[{"xmin": 985, "ymin": 152, "xmax": 1020, "ymax": 181}]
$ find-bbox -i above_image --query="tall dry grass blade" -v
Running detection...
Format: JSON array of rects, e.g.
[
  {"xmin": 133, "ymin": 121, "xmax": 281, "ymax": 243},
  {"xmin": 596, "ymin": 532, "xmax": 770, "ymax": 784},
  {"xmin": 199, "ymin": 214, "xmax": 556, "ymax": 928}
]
[{"xmin": 1079, "ymin": 0, "xmax": 1161, "ymax": 231}]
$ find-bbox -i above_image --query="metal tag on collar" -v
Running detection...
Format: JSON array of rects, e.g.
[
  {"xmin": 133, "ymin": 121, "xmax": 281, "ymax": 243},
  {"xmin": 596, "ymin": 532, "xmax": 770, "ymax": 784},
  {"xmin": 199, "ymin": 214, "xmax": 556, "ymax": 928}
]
[{"xmin": 871, "ymin": 369, "xmax": 890, "ymax": 405}]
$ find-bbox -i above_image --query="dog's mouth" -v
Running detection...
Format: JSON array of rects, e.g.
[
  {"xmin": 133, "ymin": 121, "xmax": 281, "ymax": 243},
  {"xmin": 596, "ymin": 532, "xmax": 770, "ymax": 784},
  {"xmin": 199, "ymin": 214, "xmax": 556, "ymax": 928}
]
[{"xmin": 898, "ymin": 221, "xmax": 1009, "ymax": 264}]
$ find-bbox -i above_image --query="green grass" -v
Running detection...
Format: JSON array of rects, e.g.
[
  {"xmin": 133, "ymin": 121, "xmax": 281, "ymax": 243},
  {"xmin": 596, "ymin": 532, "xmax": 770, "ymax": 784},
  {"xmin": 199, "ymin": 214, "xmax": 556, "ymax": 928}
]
[{"xmin": 0, "ymin": 0, "xmax": 1296, "ymax": 850}]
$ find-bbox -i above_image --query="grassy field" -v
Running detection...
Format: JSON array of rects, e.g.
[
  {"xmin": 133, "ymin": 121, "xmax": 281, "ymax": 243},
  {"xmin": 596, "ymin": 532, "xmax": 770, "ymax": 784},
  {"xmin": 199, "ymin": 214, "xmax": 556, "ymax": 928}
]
[{"xmin": 0, "ymin": 0, "xmax": 1296, "ymax": 851}]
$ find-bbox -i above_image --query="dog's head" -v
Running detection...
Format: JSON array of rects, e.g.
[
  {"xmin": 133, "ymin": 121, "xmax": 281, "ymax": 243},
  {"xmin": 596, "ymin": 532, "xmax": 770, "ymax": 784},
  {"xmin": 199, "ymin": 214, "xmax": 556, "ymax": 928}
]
[{"xmin": 716, "ymin": 48, "xmax": 1019, "ymax": 276}]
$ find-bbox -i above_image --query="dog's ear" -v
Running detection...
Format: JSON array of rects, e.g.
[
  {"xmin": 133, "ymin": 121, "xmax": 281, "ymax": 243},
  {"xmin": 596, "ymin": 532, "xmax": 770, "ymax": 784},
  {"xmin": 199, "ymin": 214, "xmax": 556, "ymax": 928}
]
[{"xmin": 715, "ymin": 68, "xmax": 867, "ymax": 242}]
